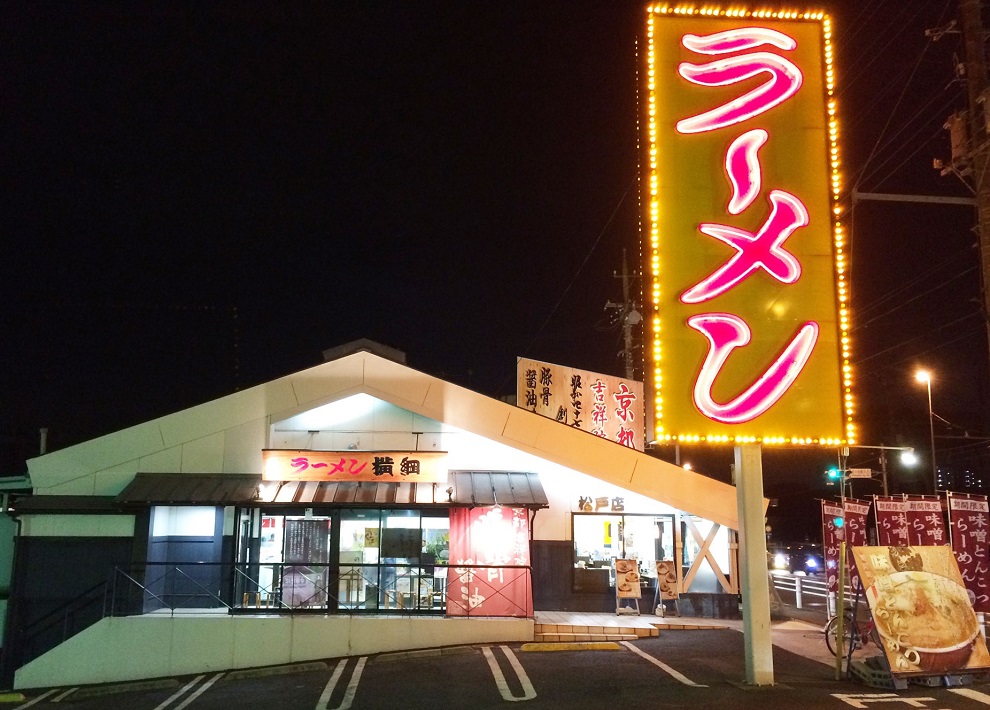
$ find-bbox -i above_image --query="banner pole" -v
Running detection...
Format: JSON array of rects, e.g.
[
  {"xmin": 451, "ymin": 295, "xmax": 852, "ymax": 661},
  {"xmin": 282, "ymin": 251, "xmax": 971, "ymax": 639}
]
[{"xmin": 835, "ymin": 540, "xmax": 846, "ymax": 681}]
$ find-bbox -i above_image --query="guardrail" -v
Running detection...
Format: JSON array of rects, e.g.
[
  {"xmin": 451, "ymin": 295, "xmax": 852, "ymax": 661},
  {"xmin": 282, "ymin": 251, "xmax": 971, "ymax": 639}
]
[{"xmin": 770, "ymin": 571, "xmax": 853, "ymax": 614}]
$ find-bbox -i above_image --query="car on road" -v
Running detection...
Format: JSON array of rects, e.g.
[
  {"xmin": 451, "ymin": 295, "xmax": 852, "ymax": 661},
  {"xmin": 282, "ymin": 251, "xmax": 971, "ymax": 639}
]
[{"xmin": 770, "ymin": 542, "xmax": 824, "ymax": 576}]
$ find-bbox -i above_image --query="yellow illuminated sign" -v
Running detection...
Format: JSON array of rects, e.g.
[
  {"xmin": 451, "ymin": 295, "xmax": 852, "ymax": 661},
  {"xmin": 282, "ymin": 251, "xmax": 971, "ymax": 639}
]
[
  {"xmin": 642, "ymin": 5, "xmax": 853, "ymax": 445},
  {"xmin": 262, "ymin": 450, "xmax": 449, "ymax": 483}
]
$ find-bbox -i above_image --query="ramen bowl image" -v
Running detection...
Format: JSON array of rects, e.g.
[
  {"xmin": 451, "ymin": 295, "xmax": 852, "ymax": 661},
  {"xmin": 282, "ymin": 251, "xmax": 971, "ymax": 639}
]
[{"xmin": 867, "ymin": 571, "xmax": 980, "ymax": 673}]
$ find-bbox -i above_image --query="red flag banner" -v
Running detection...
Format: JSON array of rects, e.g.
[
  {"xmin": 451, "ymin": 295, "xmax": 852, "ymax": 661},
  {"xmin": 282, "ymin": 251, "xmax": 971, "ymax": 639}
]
[
  {"xmin": 446, "ymin": 506, "xmax": 532, "ymax": 617},
  {"xmin": 822, "ymin": 501, "xmax": 844, "ymax": 594},
  {"xmin": 948, "ymin": 493, "xmax": 990, "ymax": 614},
  {"xmin": 905, "ymin": 495, "xmax": 948, "ymax": 546},
  {"xmin": 874, "ymin": 496, "xmax": 910, "ymax": 546},
  {"xmin": 844, "ymin": 500, "xmax": 871, "ymax": 591}
]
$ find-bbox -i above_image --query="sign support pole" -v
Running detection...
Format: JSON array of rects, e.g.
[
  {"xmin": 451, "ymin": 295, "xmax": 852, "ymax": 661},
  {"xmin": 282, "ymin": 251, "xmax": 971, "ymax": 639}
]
[{"xmin": 734, "ymin": 444, "xmax": 774, "ymax": 685}]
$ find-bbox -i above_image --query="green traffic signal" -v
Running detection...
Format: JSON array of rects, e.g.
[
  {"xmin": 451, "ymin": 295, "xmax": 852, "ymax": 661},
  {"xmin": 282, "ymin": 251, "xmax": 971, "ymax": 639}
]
[{"xmin": 827, "ymin": 467, "xmax": 841, "ymax": 480}]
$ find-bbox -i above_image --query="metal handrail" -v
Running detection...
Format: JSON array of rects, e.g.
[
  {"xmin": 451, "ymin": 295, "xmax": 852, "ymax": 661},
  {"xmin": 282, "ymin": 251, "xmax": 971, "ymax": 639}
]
[
  {"xmin": 170, "ymin": 566, "xmax": 233, "ymax": 611},
  {"xmin": 9, "ymin": 560, "xmax": 533, "ymax": 681},
  {"xmin": 111, "ymin": 566, "xmax": 169, "ymax": 614},
  {"xmin": 231, "ymin": 565, "xmax": 289, "ymax": 610},
  {"xmin": 105, "ymin": 561, "xmax": 533, "ymax": 618}
]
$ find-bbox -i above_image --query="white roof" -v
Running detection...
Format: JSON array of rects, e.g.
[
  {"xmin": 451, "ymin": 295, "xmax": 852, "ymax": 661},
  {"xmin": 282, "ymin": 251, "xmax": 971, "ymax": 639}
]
[{"xmin": 27, "ymin": 350, "xmax": 743, "ymax": 529}]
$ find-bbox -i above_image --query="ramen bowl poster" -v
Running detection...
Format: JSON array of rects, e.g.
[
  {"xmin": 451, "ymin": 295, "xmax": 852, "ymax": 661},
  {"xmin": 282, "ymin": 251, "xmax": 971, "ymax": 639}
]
[{"xmin": 852, "ymin": 546, "xmax": 990, "ymax": 676}]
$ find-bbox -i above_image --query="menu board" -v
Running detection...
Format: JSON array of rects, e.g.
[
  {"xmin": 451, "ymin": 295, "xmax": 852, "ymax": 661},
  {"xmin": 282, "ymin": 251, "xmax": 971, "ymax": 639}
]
[
  {"xmin": 283, "ymin": 519, "xmax": 329, "ymax": 606},
  {"xmin": 284, "ymin": 519, "xmax": 329, "ymax": 563},
  {"xmin": 615, "ymin": 559, "xmax": 641, "ymax": 599},
  {"xmin": 655, "ymin": 560, "xmax": 678, "ymax": 601},
  {"xmin": 852, "ymin": 546, "xmax": 990, "ymax": 677}
]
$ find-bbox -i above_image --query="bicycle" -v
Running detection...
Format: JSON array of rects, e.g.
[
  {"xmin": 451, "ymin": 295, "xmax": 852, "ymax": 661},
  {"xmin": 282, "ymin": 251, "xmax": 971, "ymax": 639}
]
[{"xmin": 824, "ymin": 611, "xmax": 882, "ymax": 657}]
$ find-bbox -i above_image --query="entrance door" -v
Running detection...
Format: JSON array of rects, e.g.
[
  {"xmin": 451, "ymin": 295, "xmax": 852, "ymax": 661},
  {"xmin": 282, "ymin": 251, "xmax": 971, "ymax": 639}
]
[{"xmin": 338, "ymin": 510, "xmax": 381, "ymax": 610}]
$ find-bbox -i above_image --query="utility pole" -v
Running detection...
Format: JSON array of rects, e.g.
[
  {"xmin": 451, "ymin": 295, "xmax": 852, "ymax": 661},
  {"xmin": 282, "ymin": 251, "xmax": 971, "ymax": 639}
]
[
  {"xmin": 605, "ymin": 249, "xmax": 642, "ymax": 380},
  {"xmin": 960, "ymin": 0, "xmax": 990, "ymax": 357}
]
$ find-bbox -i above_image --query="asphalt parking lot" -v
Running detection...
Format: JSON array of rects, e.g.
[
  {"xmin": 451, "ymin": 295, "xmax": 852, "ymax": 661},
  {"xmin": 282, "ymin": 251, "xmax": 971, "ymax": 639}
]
[{"xmin": 10, "ymin": 619, "xmax": 990, "ymax": 710}]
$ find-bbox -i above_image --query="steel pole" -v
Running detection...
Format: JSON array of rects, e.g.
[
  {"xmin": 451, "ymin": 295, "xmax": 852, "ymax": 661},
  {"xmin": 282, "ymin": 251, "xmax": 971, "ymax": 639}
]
[{"xmin": 926, "ymin": 379, "xmax": 937, "ymax": 492}]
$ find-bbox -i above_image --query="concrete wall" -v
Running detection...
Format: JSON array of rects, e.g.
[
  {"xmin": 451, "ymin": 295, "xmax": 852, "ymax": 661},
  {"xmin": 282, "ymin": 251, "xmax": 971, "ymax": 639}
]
[{"xmin": 14, "ymin": 614, "xmax": 534, "ymax": 690}]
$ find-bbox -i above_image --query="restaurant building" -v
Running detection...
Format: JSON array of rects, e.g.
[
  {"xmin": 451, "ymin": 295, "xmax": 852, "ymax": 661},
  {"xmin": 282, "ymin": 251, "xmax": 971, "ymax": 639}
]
[{"xmin": 3, "ymin": 341, "xmax": 740, "ymax": 689}]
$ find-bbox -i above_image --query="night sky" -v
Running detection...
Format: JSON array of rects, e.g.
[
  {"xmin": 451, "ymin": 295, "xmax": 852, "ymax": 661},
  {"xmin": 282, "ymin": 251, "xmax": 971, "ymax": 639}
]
[{"xmin": 1, "ymin": 1, "xmax": 983, "ymax": 539}]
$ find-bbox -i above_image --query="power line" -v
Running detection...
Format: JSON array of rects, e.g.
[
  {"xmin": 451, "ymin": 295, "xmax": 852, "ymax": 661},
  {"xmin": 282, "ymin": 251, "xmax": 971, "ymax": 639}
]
[
  {"xmin": 850, "ymin": 3, "xmax": 946, "ymax": 189},
  {"xmin": 853, "ymin": 264, "xmax": 978, "ymax": 330}
]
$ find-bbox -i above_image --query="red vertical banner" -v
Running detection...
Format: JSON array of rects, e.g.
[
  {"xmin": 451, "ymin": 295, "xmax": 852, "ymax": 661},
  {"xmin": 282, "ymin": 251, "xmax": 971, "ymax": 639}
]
[
  {"xmin": 843, "ymin": 500, "xmax": 871, "ymax": 591},
  {"xmin": 874, "ymin": 496, "xmax": 910, "ymax": 546},
  {"xmin": 948, "ymin": 493, "xmax": 990, "ymax": 613},
  {"xmin": 905, "ymin": 495, "xmax": 948, "ymax": 546},
  {"xmin": 822, "ymin": 501, "xmax": 844, "ymax": 594},
  {"xmin": 446, "ymin": 506, "xmax": 532, "ymax": 617}
]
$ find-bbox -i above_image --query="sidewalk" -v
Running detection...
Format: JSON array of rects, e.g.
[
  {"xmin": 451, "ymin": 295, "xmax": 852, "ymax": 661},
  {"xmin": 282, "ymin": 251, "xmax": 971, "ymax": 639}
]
[
  {"xmin": 657, "ymin": 615, "xmax": 839, "ymax": 667},
  {"xmin": 535, "ymin": 610, "xmax": 843, "ymax": 669}
]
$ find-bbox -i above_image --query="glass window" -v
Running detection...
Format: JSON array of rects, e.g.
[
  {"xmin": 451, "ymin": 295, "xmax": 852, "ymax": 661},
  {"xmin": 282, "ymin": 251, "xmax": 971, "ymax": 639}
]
[
  {"xmin": 572, "ymin": 513, "xmax": 676, "ymax": 592},
  {"xmin": 421, "ymin": 515, "xmax": 449, "ymax": 564},
  {"xmin": 339, "ymin": 510, "xmax": 381, "ymax": 610},
  {"xmin": 152, "ymin": 506, "xmax": 217, "ymax": 537},
  {"xmin": 241, "ymin": 507, "xmax": 450, "ymax": 613}
]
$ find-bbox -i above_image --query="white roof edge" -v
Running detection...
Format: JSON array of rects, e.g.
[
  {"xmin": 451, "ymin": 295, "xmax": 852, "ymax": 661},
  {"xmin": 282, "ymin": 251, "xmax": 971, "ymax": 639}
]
[{"xmin": 26, "ymin": 350, "xmax": 747, "ymax": 528}]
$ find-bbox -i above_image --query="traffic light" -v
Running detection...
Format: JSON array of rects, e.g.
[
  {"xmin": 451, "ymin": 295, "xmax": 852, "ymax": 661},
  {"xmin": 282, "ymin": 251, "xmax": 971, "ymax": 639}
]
[
  {"xmin": 826, "ymin": 467, "xmax": 842, "ymax": 485},
  {"xmin": 833, "ymin": 516, "xmax": 844, "ymax": 528}
]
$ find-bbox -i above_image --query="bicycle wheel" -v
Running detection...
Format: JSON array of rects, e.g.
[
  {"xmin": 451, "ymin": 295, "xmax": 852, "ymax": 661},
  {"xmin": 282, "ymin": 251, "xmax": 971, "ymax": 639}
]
[{"xmin": 824, "ymin": 613, "xmax": 857, "ymax": 657}]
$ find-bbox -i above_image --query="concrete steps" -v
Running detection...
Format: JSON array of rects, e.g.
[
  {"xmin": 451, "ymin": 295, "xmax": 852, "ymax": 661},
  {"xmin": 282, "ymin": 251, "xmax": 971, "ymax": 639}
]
[{"xmin": 533, "ymin": 621, "xmax": 658, "ymax": 643}]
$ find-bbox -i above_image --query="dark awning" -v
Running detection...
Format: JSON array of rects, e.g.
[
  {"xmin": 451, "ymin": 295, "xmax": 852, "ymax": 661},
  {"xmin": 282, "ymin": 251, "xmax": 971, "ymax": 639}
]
[
  {"xmin": 116, "ymin": 473, "xmax": 262, "ymax": 505},
  {"xmin": 113, "ymin": 470, "xmax": 548, "ymax": 509},
  {"xmin": 265, "ymin": 480, "xmax": 445, "ymax": 507},
  {"xmin": 448, "ymin": 470, "xmax": 548, "ymax": 509},
  {"xmin": 11, "ymin": 495, "xmax": 120, "ymax": 514}
]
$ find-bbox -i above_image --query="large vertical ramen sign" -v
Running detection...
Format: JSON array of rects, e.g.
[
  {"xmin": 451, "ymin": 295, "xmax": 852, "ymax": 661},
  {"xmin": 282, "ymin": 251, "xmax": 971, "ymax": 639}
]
[{"xmin": 643, "ymin": 6, "xmax": 854, "ymax": 445}]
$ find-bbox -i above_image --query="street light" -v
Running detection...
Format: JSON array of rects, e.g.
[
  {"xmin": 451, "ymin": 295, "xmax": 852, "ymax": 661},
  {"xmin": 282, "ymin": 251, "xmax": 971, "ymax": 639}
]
[
  {"xmin": 841, "ymin": 444, "xmax": 917, "ymax": 495},
  {"xmin": 915, "ymin": 370, "xmax": 937, "ymax": 493}
]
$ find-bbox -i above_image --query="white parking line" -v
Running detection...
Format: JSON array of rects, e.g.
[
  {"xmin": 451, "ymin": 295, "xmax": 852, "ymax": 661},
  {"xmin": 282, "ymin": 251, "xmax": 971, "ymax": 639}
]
[
  {"xmin": 317, "ymin": 660, "xmax": 348, "ymax": 709},
  {"xmin": 173, "ymin": 673, "xmax": 224, "ymax": 710},
  {"xmin": 833, "ymin": 694, "xmax": 935, "ymax": 708},
  {"xmin": 620, "ymin": 641, "xmax": 708, "ymax": 687},
  {"xmin": 152, "ymin": 674, "xmax": 204, "ymax": 710},
  {"xmin": 334, "ymin": 656, "xmax": 366, "ymax": 710},
  {"xmin": 317, "ymin": 657, "xmax": 368, "ymax": 710},
  {"xmin": 14, "ymin": 689, "xmax": 59, "ymax": 709},
  {"xmin": 482, "ymin": 646, "xmax": 536, "ymax": 702},
  {"xmin": 951, "ymin": 687, "xmax": 990, "ymax": 704},
  {"xmin": 50, "ymin": 687, "xmax": 77, "ymax": 702}
]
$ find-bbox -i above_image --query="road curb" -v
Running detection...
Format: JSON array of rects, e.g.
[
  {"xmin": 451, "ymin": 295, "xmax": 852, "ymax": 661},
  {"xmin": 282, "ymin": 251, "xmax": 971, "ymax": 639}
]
[
  {"xmin": 520, "ymin": 642, "xmax": 621, "ymax": 652},
  {"xmin": 224, "ymin": 661, "xmax": 327, "ymax": 682},
  {"xmin": 374, "ymin": 646, "xmax": 476, "ymax": 663},
  {"xmin": 70, "ymin": 678, "xmax": 180, "ymax": 701}
]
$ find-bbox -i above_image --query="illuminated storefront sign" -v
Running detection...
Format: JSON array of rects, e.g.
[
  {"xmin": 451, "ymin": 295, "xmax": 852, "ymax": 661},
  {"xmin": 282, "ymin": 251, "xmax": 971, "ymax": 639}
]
[
  {"xmin": 517, "ymin": 357, "xmax": 645, "ymax": 450},
  {"xmin": 262, "ymin": 449, "xmax": 448, "ymax": 483},
  {"xmin": 643, "ymin": 6, "xmax": 854, "ymax": 445}
]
